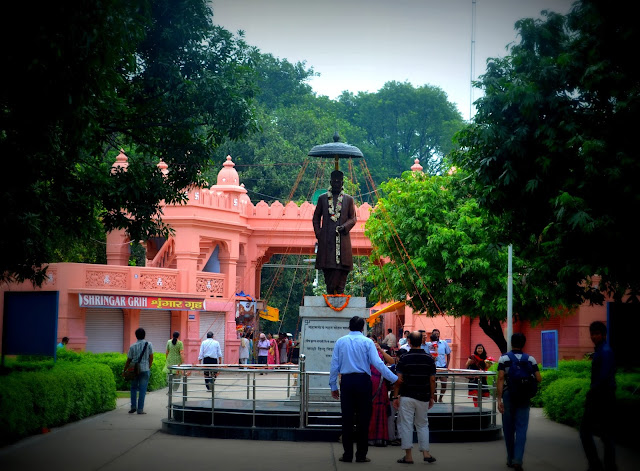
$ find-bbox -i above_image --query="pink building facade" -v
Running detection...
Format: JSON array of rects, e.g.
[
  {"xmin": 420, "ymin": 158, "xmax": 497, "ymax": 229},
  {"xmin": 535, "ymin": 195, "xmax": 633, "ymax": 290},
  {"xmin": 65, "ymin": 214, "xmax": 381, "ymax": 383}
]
[
  {"xmin": 0, "ymin": 154, "xmax": 610, "ymax": 366},
  {"xmin": 0, "ymin": 154, "xmax": 374, "ymax": 364},
  {"xmin": 369, "ymin": 300, "xmax": 610, "ymax": 369}
]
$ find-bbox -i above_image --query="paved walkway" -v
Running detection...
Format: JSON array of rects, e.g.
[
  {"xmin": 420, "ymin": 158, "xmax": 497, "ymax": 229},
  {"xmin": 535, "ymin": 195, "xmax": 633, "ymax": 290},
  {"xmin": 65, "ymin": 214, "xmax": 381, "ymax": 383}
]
[{"xmin": 1, "ymin": 387, "xmax": 635, "ymax": 471}]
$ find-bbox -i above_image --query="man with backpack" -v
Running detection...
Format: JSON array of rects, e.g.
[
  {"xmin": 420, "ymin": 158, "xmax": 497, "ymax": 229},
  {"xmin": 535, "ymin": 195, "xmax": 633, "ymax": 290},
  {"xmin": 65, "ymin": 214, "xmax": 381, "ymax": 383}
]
[{"xmin": 496, "ymin": 333, "xmax": 542, "ymax": 471}]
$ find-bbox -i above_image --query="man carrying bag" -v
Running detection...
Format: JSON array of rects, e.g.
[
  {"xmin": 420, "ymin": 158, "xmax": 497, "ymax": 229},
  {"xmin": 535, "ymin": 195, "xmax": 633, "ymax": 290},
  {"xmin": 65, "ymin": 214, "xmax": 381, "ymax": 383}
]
[{"xmin": 123, "ymin": 328, "xmax": 154, "ymax": 415}]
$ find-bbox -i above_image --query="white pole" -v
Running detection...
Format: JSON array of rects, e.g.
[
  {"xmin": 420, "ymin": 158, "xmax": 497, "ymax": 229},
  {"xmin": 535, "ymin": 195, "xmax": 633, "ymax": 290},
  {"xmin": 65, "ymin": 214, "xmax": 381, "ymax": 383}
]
[
  {"xmin": 507, "ymin": 244, "xmax": 513, "ymax": 352},
  {"xmin": 469, "ymin": 0, "xmax": 477, "ymax": 121}
]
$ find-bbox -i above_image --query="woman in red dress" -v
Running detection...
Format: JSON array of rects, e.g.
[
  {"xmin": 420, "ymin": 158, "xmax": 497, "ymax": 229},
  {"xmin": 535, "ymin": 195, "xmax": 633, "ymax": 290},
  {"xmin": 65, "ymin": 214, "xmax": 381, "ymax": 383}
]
[{"xmin": 466, "ymin": 343, "xmax": 490, "ymax": 407}]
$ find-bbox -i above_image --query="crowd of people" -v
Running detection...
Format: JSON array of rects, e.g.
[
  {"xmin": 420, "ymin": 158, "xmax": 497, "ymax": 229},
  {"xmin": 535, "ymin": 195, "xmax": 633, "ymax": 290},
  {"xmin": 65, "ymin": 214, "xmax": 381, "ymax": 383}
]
[
  {"xmin": 329, "ymin": 317, "xmax": 615, "ymax": 470},
  {"xmin": 242, "ymin": 330, "xmax": 296, "ymax": 366},
  {"xmin": 115, "ymin": 317, "xmax": 616, "ymax": 470}
]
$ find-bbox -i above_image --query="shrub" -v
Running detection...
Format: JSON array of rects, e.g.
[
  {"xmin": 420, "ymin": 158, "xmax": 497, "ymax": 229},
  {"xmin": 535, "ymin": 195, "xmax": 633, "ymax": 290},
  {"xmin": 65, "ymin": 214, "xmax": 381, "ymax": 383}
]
[
  {"xmin": 0, "ymin": 362, "xmax": 116, "ymax": 446},
  {"xmin": 148, "ymin": 353, "xmax": 167, "ymax": 390},
  {"xmin": 54, "ymin": 349, "xmax": 167, "ymax": 391},
  {"xmin": 533, "ymin": 359, "xmax": 591, "ymax": 407},
  {"xmin": 543, "ymin": 376, "xmax": 589, "ymax": 427}
]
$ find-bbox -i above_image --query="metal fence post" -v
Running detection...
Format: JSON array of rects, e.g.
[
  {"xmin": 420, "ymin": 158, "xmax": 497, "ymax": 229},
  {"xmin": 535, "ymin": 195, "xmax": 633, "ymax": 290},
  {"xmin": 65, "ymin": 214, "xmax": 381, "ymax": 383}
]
[
  {"xmin": 167, "ymin": 371, "xmax": 173, "ymax": 420},
  {"xmin": 299, "ymin": 354, "xmax": 306, "ymax": 428},
  {"xmin": 211, "ymin": 367, "xmax": 215, "ymax": 426},
  {"xmin": 252, "ymin": 371, "xmax": 257, "ymax": 428}
]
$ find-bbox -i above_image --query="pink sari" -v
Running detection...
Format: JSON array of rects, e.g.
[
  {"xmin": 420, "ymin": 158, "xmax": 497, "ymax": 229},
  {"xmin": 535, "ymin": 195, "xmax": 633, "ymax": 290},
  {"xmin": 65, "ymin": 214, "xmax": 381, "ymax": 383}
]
[
  {"xmin": 267, "ymin": 338, "xmax": 279, "ymax": 366},
  {"xmin": 368, "ymin": 350, "xmax": 389, "ymax": 443}
]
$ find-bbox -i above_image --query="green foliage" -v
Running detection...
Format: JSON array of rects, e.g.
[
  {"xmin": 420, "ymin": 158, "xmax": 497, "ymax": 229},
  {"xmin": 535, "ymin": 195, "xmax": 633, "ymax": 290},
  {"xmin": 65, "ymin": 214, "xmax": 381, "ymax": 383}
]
[
  {"xmin": 310, "ymin": 256, "xmax": 375, "ymax": 303},
  {"xmin": 338, "ymin": 81, "xmax": 465, "ymax": 178},
  {"xmin": 249, "ymin": 52, "xmax": 317, "ymax": 110},
  {"xmin": 12, "ymin": 349, "xmax": 166, "ymax": 392},
  {"xmin": 532, "ymin": 360, "xmax": 589, "ymax": 407},
  {"xmin": 542, "ymin": 376, "xmax": 589, "ymax": 427},
  {"xmin": 7, "ymin": 357, "xmax": 56, "ymax": 372},
  {"xmin": 365, "ymin": 169, "xmax": 554, "ymax": 333},
  {"xmin": 0, "ymin": 362, "xmax": 116, "ymax": 446},
  {"xmin": 0, "ymin": 348, "xmax": 166, "ymax": 445},
  {"xmin": 0, "ymin": 0, "xmax": 257, "ymax": 285},
  {"xmin": 81, "ymin": 350, "xmax": 167, "ymax": 391},
  {"xmin": 451, "ymin": 1, "xmax": 640, "ymax": 305},
  {"xmin": 538, "ymin": 360, "xmax": 639, "ymax": 448},
  {"xmin": 128, "ymin": 241, "xmax": 147, "ymax": 267},
  {"xmin": 486, "ymin": 360, "xmax": 499, "ymax": 388},
  {"xmin": 259, "ymin": 254, "xmax": 316, "ymax": 336},
  {"xmin": 148, "ymin": 353, "xmax": 167, "ymax": 390},
  {"xmin": 212, "ymin": 102, "xmax": 362, "ymax": 205}
]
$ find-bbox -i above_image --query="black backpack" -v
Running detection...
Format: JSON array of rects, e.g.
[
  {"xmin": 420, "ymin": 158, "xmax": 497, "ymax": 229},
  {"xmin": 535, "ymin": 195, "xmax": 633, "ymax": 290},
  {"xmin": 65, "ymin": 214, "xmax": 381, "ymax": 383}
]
[{"xmin": 506, "ymin": 352, "xmax": 538, "ymax": 405}]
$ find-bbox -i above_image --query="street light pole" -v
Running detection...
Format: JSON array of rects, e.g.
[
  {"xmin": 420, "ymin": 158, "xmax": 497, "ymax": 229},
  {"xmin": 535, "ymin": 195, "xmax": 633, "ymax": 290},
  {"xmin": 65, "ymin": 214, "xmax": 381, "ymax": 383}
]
[{"xmin": 507, "ymin": 244, "xmax": 513, "ymax": 352}]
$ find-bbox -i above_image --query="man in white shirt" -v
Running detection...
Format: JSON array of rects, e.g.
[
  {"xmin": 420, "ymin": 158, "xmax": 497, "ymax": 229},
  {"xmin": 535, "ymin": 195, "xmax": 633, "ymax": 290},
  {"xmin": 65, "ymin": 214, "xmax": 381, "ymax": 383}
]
[
  {"xmin": 198, "ymin": 331, "xmax": 222, "ymax": 390},
  {"xmin": 398, "ymin": 330, "xmax": 410, "ymax": 348},
  {"xmin": 382, "ymin": 328, "xmax": 396, "ymax": 351},
  {"xmin": 330, "ymin": 316, "xmax": 398, "ymax": 463}
]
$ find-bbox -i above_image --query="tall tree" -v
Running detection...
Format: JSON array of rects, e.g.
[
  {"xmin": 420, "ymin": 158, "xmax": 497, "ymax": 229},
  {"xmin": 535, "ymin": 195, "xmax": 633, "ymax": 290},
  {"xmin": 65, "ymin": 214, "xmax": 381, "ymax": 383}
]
[
  {"xmin": 248, "ymin": 52, "xmax": 318, "ymax": 110},
  {"xmin": 338, "ymin": 81, "xmax": 464, "ymax": 178},
  {"xmin": 365, "ymin": 170, "xmax": 560, "ymax": 353},
  {"xmin": 452, "ymin": 0, "xmax": 640, "ymax": 306},
  {"xmin": 0, "ymin": 0, "xmax": 256, "ymax": 285},
  {"xmin": 211, "ymin": 101, "xmax": 364, "ymax": 204}
]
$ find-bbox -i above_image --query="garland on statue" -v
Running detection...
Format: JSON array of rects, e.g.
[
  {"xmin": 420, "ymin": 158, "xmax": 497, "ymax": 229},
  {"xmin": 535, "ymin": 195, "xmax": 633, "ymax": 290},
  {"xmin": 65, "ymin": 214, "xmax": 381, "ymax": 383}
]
[
  {"xmin": 323, "ymin": 294, "xmax": 351, "ymax": 311},
  {"xmin": 327, "ymin": 188, "xmax": 344, "ymax": 264}
]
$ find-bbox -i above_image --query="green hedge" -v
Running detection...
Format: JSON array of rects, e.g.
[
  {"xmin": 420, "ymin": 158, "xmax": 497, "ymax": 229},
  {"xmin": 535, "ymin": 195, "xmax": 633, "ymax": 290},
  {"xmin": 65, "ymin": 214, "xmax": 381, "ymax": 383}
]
[
  {"xmin": 539, "ymin": 360, "xmax": 639, "ymax": 448},
  {"xmin": 542, "ymin": 376, "xmax": 589, "ymax": 426},
  {"xmin": 532, "ymin": 360, "xmax": 589, "ymax": 407},
  {"xmin": 55, "ymin": 349, "xmax": 167, "ymax": 391},
  {"xmin": 0, "ymin": 362, "xmax": 116, "ymax": 446}
]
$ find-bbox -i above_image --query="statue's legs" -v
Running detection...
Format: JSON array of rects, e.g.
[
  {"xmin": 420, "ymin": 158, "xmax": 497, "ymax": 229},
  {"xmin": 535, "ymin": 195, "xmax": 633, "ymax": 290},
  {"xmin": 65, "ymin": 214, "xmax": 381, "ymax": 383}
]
[{"xmin": 323, "ymin": 269, "xmax": 349, "ymax": 294}]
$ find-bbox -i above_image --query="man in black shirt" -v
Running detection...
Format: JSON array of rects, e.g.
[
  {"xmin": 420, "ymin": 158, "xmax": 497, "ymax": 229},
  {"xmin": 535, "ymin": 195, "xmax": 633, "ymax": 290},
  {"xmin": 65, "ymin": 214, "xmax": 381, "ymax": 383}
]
[{"xmin": 392, "ymin": 331, "xmax": 437, "ymax": 464}]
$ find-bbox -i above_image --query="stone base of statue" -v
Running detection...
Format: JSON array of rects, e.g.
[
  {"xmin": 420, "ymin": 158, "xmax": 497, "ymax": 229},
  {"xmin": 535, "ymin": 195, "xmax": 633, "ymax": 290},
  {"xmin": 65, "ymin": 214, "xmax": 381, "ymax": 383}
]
[{"xmin": 298, "ymin": 295, "xmax": 367, "ymax": 402}]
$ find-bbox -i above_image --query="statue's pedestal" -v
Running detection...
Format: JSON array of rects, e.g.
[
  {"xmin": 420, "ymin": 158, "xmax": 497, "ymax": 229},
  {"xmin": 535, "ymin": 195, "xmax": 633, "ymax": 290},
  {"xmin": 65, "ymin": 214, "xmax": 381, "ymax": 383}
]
[{"xmin": 299, "ymin": 295, "xmax": 367, "ymax": 401}]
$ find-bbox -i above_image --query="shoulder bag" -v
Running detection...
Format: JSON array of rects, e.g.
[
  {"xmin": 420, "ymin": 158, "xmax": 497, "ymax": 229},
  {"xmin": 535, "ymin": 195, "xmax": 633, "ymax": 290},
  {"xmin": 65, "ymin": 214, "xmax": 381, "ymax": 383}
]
[{"xmin": 123, "ymin": 342, "xmax": 148, "ymax": 381}]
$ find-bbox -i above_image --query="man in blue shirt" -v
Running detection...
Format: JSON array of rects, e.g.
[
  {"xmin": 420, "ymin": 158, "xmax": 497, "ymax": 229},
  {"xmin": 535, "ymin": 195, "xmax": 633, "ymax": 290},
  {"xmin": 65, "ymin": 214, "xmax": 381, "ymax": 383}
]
[
  {"xmin": 330, "ymin": 316, "xmax": 398, "ymax": 463},
  {"xmin": 429, "ymin": 329, "xmax": 451, "ymax": 402},
  {"xmin": 57, "ymin": 337, "xmax": 69, "ymax": 349},
  {"xmin": 580, "ymin": 321, "xmax": 617, "ymax": 471}
]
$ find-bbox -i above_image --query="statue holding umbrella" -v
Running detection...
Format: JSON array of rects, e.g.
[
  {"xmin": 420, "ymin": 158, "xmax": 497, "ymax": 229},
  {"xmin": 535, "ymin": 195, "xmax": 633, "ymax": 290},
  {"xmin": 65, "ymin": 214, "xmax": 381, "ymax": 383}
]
[{"xmin": 310, "ymin": 133, "xmax": 363, "ymax": 295}]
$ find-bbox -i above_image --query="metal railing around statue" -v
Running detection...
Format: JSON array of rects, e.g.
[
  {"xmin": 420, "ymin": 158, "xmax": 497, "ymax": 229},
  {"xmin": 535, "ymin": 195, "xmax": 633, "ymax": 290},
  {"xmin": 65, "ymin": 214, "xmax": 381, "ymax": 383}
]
[{"xmin": 165, "ymin": 355, "xmax": 497, "ymax": 432}]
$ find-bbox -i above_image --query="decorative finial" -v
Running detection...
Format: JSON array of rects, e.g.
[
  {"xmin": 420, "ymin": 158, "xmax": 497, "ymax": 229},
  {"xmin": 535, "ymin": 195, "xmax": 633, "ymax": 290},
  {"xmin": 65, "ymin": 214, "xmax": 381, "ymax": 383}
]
[
  {"xmin": 111, "ymin": 149, "xmax": 129, "ymax": 173},
  {"xmin": 157, "ymin": 159, "xmax": 169, "ymax": 176}
]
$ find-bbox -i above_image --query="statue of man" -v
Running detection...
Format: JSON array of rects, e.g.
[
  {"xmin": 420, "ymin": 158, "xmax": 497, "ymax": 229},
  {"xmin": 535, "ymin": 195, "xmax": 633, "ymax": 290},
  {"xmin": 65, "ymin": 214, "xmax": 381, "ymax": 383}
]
[{"xmin": 312, "ymin": 170, "xmax": 357, "ymax": 294}]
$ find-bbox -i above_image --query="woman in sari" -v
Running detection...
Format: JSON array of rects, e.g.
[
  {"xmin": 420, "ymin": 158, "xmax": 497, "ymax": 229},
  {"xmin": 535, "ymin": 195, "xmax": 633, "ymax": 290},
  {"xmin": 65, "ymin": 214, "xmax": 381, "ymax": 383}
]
[
  {"xmin": 267, "ymin": 333, "xmax": 279, "ymax": 367},
  {"xmin": 367, "ymin": 334, "xmax": 395, "ymax": 446}
]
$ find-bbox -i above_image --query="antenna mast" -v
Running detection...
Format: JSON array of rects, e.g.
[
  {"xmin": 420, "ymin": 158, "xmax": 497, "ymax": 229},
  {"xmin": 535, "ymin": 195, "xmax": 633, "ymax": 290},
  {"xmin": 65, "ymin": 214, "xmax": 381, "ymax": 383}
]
[{"xmin": 470, "ymin": 0, "xmax": 477, "ymax": 121}]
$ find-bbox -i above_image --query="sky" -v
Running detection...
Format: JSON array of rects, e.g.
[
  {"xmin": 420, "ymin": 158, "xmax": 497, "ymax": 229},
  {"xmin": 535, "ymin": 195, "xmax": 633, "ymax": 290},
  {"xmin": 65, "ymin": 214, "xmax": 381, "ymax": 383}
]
[{"xmin": 209, "ymin": 0, "xmax": 575, "ymax": 121}]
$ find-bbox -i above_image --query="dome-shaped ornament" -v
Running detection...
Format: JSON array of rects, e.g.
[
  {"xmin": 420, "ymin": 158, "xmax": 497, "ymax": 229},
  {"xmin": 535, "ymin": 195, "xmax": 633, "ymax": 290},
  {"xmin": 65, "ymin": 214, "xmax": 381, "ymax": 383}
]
[{"xmin": 308, "ymin": 132, "xmax": 363, "ymax": 171}]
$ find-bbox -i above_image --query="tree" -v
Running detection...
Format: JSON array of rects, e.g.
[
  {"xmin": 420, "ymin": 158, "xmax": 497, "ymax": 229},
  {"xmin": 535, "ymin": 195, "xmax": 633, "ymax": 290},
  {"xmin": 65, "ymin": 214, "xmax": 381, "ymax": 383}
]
[
  {"xmin": 452, "ymin": 0, "xmax": 640, "ymax": 306},
  {"xmin": 365, "ymin": 170, "xmax": 561, "ymax": 353},
  {"xmin": 211, "ymin": 101, "xmax": 364, "ymax": 205},
  {"xmin": 248, "ymin": 52, "xmax": 318, "ymax": 110},
  {"xmin": 0, "ymin": 0, "xmax": 256, "ymax": 285},
  {"xmin": 259, "ymin": 254, "xmax": 316, "ymax": 336},
  {"xmin": 338, "ymin": 81, "xmax": 465, "ymax": 178}
]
